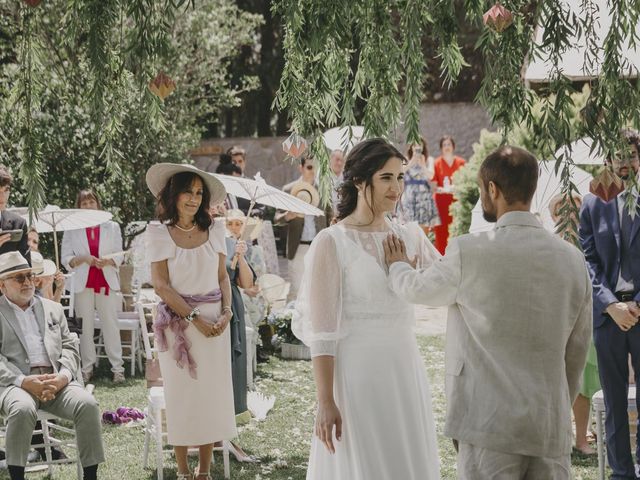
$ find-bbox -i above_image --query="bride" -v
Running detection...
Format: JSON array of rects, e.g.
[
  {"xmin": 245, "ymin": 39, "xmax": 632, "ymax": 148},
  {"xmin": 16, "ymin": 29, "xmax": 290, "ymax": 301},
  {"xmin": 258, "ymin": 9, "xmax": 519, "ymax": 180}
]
[{"xmin": 293, "ymin": 138, "xmax": 441, "ymax": 479}]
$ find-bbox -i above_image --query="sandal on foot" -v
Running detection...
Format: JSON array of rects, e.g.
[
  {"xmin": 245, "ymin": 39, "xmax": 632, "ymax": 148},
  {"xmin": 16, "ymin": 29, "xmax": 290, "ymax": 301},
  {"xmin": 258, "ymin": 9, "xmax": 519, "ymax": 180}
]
[{"xmin": 193, "ymin": 469, "xmax": 212, "ymax": 480}]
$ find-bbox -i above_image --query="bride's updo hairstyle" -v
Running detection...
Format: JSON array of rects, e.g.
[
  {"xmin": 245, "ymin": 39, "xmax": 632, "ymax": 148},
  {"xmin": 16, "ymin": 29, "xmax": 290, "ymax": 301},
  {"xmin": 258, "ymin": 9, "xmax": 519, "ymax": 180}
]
[{"xmin": 337, "ymin": 138, "xmax": 406, "ymax": 220}]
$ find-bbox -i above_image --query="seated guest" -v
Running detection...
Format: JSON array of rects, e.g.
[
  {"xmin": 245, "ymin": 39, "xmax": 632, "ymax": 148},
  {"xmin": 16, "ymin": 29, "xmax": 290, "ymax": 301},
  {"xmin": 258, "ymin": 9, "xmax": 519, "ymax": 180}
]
[
  {"xmin": 225, "ymin": 210, "xmax": 267, "ymax": 329},
  {"xmin": 32, "ymin": 252, "xmax": 64, "ymax": 303},
  {"xmin": 0, "ymin": 252, "xmax": 103, "ymax": 480},
  {"xmin": 27, "ymin": 227, "xmax": 39, "ymax": 253}
]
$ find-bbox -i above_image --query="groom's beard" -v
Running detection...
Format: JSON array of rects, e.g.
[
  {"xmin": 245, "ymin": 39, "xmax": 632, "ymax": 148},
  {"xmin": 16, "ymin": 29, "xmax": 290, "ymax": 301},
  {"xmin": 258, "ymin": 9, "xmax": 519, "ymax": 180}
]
[
  {"xmin": 482, "ymin": 209, "xmax": 497, "ymax": 223},
  {"xmin": 481, "ymin": 196, "xmax": 497, "ymax": 223}
]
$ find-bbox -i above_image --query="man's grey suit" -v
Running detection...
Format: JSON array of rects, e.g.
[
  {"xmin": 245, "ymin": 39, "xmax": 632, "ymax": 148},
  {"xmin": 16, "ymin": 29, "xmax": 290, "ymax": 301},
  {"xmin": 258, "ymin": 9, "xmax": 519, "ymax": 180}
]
[{"xmin": 0, "ymin": 295, "xmax": 104, "ymax": 467}]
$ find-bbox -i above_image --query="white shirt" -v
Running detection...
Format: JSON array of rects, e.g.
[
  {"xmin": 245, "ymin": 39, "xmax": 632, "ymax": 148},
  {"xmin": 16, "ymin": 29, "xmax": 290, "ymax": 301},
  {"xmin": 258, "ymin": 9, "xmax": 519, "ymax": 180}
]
[
  {"xmin": 301, "ymin": 215, "xmax": 317, "ymax": 242},
  {"xmin": 7, "ymin": 297, "xmax": 73, "ymax": 388},
  {"xmin": 615, "ymin": 187, "xmax": 639, "ymax": 292}
]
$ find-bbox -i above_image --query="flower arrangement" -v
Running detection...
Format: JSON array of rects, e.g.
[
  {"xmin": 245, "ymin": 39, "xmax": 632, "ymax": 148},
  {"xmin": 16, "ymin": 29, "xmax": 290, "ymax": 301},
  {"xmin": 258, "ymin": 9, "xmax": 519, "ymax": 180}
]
[{"xmin": 267, "ymin": 303, "xmax": 301, "ymax": 348}]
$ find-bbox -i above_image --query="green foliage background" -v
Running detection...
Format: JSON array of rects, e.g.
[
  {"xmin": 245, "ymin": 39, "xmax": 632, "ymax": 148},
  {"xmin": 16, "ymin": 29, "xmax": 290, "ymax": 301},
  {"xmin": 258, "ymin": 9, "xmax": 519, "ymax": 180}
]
[
  {"xmin": 0, "ymin": 0, "xmax": 262, "ymax": 233},
  {"xmin": 449, "ymin": 85, "xmax": 599, "ymax": 237}
]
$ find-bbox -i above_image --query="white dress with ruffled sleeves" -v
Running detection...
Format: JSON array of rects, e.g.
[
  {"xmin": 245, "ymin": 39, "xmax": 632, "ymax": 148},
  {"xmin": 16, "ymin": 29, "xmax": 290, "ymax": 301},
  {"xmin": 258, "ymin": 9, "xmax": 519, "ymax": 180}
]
[
  {"xmin": 293, "ymin": 220, "xmax": 441, "ymax": 480},
  {"xmin": 146, "ymin": 220, "xmax": 237, "ymax": 446}
]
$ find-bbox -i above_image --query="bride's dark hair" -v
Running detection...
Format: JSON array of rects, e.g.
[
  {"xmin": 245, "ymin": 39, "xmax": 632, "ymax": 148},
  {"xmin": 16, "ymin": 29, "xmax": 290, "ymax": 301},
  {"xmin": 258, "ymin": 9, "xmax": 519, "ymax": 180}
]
[{"xmin": 336, "ymin": 138, "xmax": 406, "ymax": 220}]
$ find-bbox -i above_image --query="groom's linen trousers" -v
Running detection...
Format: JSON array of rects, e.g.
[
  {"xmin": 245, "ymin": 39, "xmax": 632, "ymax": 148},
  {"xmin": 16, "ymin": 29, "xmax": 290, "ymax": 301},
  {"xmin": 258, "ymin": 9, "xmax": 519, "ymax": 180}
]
[{"xmin": 457, "ymin": 442, "xmax": 571, "ymax": 480}]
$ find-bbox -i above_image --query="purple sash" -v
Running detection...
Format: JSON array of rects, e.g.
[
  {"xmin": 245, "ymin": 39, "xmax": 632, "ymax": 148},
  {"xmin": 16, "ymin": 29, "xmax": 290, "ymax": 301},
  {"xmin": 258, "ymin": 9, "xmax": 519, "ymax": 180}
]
[{"xmin": 153, "ymin": 290, "xmax": 222, "ymax": 379}]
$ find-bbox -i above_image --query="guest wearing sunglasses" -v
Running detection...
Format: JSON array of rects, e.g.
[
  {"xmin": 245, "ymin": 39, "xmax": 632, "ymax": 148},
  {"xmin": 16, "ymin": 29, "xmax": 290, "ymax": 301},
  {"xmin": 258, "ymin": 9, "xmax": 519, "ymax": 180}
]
[
  {"xmin": 278, "ymin": 155, "xmax": 331, "ymax": 299},
  {"xmin": 0, "ymin": 252, "xmax": 103, "ymax": 480}
]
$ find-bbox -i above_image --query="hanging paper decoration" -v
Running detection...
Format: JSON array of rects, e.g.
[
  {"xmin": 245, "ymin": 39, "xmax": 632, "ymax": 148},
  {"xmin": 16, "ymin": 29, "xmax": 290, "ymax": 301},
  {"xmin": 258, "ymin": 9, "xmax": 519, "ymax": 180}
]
[
  {"xmin": 483, "ymin": 3, "xmax": 514, "ymax": 33},
  {"xmin": 589, "ymin": 167, "xmax": 624, "ymax": 202},
  {"xmin": 24, "ymin": 0, "xmax": 42, "ymax": 6},
  {"xmin": 282, "ymin": 132, "xmax": 308, "ymax": 158},
  {"xmin": 148, "ymin": 72, "xmax": 176, "ymax": 100}
]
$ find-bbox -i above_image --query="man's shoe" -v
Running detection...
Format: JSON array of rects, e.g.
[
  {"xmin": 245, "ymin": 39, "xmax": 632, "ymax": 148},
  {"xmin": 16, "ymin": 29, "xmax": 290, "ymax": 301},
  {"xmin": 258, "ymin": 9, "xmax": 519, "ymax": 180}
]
[
  {"xmin": 112, "ymin": 371, "xmax": 125, "ymax": 383},
  {"xmin": 51, "ymin": 447, "xmax": 67, "ymax": 461},
  {"xmin": 82, "ymin": 368, "xmax": 93, "ymax": 384},
  {"xmin": 35, "ymin": 446, "xmax": 67, "ymax": 461}
]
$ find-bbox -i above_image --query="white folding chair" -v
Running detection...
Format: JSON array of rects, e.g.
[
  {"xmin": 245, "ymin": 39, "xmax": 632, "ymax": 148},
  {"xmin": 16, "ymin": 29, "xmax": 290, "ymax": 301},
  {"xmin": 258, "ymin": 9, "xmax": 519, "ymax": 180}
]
[
  {"xmin": 138, "ymin": 302, "xmax": 230, "ymax": 480},
  {"xmin": 94, "ymin": 293, "xmax": 143, "ymax": 376},
  {"xmin": 60, "ymin": 272, "xmax": 76, "ymax": 319},
  {"xmin": 257, "ymin": 274, "xmax": 290, "ymax": 313}
]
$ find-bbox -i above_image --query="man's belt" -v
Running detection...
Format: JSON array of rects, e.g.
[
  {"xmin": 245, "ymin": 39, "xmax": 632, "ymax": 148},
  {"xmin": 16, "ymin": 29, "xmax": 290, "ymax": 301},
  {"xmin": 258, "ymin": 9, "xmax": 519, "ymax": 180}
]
[
  {"xmin": 30, "ymin": 366, "xmax": 54, "ymax": 375},
  {"xmin": 299, "ymin": 241, "xmax": 313, "ymax": 245}
]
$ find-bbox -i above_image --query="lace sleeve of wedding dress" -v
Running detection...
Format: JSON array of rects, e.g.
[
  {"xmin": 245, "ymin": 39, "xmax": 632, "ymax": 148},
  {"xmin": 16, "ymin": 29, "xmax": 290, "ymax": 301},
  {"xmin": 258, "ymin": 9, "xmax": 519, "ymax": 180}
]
[{"xmin": 292, "ymin": 229, "xmax": 343, "ymax": 357}]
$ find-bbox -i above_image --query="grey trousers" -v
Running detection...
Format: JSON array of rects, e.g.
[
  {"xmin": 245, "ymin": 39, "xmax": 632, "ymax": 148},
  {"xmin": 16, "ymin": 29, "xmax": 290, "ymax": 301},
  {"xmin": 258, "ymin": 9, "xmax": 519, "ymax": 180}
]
[
  {"xmin": 457, "ymin": 442, "xmax": 571, "ymax": 480},
  {"xmin": 0, "ymin": 383, "xmax": 105, "ymax": 468}
]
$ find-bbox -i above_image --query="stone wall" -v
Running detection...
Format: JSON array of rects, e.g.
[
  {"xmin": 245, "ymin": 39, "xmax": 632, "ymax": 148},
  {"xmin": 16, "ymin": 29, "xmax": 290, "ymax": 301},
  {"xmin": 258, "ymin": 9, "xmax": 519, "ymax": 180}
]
[
  {"xmin": 417, "ymin": 102, "xmax": 493, "ymax": 161},
  {"xmin": 192, "ymin": 102, "xmax": 494, "ymax": 189}
]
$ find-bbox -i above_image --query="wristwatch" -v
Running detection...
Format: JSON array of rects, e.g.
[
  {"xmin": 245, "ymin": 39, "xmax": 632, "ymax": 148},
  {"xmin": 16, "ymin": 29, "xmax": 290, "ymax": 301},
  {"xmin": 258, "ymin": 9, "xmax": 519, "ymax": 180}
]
[{"xmin": 184, "ymin": 307, "xmax": 200, "ymax": 323}]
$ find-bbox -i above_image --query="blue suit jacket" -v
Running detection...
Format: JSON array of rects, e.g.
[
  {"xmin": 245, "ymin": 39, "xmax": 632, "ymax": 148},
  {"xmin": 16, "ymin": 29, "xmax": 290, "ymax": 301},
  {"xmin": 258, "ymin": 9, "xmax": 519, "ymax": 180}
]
[{"xmin": 579, "ymin": 193, "xmax": 640, "ymax": 328}]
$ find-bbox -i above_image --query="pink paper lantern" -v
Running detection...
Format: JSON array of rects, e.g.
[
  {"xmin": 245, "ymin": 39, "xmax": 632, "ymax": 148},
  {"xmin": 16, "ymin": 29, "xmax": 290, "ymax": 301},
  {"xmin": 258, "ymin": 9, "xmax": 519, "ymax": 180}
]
[
  {"xmin": 483, "ymin": 3, "xmax": 514, "ymax": 33},
  {"xmin": 148, "ymin": 72, "xmax": 176, "ymax": 101},
  {"xmin": 282, "ymin": 132, "xmax": 308, "ymax": 158},
  {"xmin": 589, "ymin": 167, "xmax": 624, "ymax": 202}
]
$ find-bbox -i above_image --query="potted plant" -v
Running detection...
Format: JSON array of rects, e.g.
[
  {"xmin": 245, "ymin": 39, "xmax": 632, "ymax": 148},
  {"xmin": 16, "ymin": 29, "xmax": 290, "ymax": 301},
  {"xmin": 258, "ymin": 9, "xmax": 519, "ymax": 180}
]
[{"xmin": 268, "ymin": 304, "xmax": 310, "ymax": 360}]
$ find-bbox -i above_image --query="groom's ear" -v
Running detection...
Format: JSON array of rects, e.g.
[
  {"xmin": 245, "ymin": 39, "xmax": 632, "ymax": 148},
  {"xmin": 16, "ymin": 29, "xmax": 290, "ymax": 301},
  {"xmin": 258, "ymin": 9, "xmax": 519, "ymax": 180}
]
[{"xmin": 488, "ymin": 181, "xmax": 499, "ymax": 199}]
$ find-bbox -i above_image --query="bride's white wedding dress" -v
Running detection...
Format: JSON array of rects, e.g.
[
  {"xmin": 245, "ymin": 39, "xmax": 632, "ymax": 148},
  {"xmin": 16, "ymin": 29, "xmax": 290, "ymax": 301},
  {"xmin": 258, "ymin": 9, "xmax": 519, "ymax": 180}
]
[{"xmin": 293, "ymin": 220, "xmax": 441, "ymax": 480}]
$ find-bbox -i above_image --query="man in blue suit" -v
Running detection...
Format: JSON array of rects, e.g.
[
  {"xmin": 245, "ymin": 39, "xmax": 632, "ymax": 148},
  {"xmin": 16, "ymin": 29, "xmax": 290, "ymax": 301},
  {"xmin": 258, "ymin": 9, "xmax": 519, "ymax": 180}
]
[{"xmin": 580, "ymin": 129, "xmax": 640, "ymax": 479}]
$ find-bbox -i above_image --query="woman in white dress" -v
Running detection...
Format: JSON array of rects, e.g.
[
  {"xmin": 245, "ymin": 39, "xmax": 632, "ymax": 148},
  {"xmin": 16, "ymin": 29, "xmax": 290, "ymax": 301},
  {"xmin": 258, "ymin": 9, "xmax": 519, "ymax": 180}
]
[
  {"xmin": 293, "ymin": 138, "xmax": 441, "ymax": 480},
  {"xmin": 146, "ymin": 163, "xmax": 237, "ymax": 480}
]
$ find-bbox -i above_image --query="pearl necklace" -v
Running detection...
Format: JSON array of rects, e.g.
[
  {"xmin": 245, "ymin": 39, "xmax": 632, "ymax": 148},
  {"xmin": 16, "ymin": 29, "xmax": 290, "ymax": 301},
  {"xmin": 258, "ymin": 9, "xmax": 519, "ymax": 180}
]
[{"xmin": 174, "ymin": 222, "xmax": 196, "ymax": 238}]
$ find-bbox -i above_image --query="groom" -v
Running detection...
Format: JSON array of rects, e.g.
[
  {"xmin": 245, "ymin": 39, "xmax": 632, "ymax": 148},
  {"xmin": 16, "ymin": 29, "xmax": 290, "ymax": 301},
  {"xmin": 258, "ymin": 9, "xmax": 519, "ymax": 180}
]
[{"xmin": 384, "ymin": 146, "xmax": 592, "ymax": 479}]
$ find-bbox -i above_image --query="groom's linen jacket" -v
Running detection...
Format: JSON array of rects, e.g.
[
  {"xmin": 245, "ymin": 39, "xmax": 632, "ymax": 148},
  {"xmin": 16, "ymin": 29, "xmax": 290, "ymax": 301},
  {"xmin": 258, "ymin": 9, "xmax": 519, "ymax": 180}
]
[{"xmin": 389, "ymin": 211, "xmax": 592, "ymax": 458}]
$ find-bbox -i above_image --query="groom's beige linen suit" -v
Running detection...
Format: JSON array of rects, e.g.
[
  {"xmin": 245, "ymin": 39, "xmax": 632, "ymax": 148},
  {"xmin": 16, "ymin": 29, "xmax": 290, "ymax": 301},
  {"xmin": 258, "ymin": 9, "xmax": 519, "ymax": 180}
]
[{"xmin": 389, "ymin": 212, "xmax": 592, "ymax": 479}]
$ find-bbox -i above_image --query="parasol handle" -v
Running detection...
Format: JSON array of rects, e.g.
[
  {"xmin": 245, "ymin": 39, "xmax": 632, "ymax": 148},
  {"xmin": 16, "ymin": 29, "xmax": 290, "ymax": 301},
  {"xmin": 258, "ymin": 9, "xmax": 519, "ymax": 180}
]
[
  {"xmin": 53, "ymin": 226, "xmax": 60, "ymax": 269},
  {"xmin": 230, "ymin": 200, "xmax": 256, "ymax": 270}
]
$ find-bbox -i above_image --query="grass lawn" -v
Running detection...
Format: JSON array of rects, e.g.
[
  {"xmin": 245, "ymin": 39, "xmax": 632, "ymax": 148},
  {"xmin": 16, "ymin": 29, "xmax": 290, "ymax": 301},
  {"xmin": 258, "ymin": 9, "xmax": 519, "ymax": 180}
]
[{"xmin": 2, "ymin": 335, "xmax": 601, "ymax": 479}]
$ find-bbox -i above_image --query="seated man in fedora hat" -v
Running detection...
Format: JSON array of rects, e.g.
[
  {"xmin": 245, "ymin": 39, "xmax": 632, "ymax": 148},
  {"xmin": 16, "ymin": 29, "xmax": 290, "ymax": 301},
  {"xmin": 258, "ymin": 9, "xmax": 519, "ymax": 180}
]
[
  {"xmin": 278, "ymin": 155, "xmax": 332, "ymax": 299},
  {"xmin": 0, "ymin": 251, "xmax": 104, "ymax": 480}
]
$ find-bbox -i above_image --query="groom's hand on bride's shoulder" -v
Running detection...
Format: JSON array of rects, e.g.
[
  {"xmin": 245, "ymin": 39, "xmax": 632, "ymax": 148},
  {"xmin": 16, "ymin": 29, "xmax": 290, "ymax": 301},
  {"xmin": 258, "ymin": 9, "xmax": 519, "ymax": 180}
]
[{"xmin": 383, "ymin": 234, "xmax": 417, "ymax": 269}]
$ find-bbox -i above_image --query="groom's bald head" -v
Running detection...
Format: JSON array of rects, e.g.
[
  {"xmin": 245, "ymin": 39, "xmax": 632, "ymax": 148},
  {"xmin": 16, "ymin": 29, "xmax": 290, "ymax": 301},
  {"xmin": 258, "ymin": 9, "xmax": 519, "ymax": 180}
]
[{"xmin": 479, "ymin": 146, "xmax": 538, "ymax": 205}]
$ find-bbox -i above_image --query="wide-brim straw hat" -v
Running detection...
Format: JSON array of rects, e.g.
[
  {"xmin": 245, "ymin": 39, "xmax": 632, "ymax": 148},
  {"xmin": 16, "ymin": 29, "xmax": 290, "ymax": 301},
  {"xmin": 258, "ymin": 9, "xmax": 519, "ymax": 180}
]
[
  {"xmin": 146, "ymin": 163, "xmax": 227, "ymax": 207},
  {"xmin": 0, "ymin": 251, "xmax": 34, "ymax": 280},
  {"xmin": 32, "ymin": 252, "xmax": 57, "ymax": 277},
  {"xmin": 289, "ymin": 181, "xmax": 320, "ymax": 208}
]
